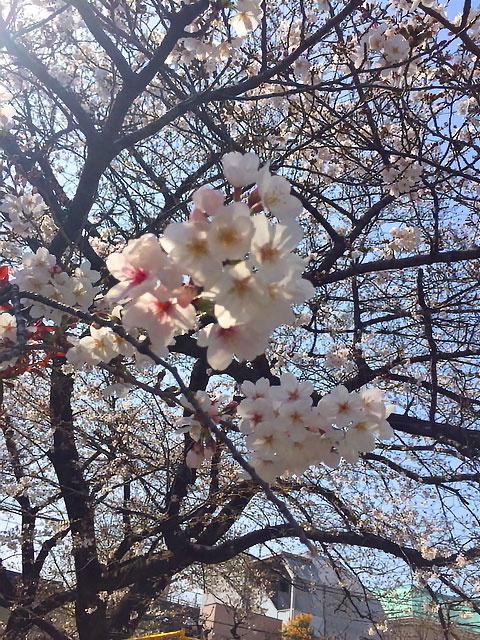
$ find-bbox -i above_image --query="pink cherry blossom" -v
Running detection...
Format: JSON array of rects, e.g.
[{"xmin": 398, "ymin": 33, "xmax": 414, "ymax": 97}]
[
  {"xmin": 186, "ymin": 442, "xmax": 205, "ymax": 469},
  {"xmin": 122, "ymin": 288, "xmax": 196, "ymax": 352},
  {"xmin": 192, "ymin": 186, "xmax": 224, "ymax": 216},
  {"xmin": 106, "ymin": 234, "xmax": 180, "ymax": 302}
]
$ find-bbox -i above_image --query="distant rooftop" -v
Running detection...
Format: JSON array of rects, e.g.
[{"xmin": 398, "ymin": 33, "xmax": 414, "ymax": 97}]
[
  {"xmin": 259, "ymin": 552, "xmax": 369, "ymax": 595},
  {"xmin": 376, "ymin": 586, "xmax": 480, "ymax": 636}
]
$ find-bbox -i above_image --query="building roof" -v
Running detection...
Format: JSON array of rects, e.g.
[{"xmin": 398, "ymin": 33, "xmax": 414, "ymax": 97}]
[
  {"xmin": 376, "ymin": 586, "xmax": 480, "ymax": 636},
  {"xmin": 262, "ymin": 552, "xmax": 369, "ymax": 595}
]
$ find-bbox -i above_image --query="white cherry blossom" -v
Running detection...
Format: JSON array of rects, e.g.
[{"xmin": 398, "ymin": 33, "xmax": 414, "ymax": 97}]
[
  {"xmin": 317, "ymin": 385, "xmax": 364, "ymax": 428},
  {"xmin": 160, "ymin": 221, "xmax": 223, "ymax": 287},
  {"xmin": 248, "ymin": 215, "xmax": 304, "ymax": 278},
  {"xmin": 21, "ymin": 248, "xmax": 56, "ymax": 281},
  {"xmin": 197, "ymin": 322, "xmax": 269, "ymax": 371},
  {"xmin": 207, "ymin": 203, "xmax": 254, "ymax": 260},
  {"xmin": 222, "ymin": 151, "xmax": 260, "ymax": 187},
  {"xmin": 241, "ymin": 377, "xmax": 271, "ymax": 399},
  {"xmin": 192, "ymin": 186, "xmax": 225, "ymax": 216},
  {"xmin": 204, "ymin": 261, "xmax": 267, "ymax": 327},
  {"xmin": 230, "ymin": 0, "xmax": 263, "ymax": 37},
  {"xmin": 269, "ymin": 372, "xmax": 314, "ymax": 405},
  {"xmin": 77, "ymin": 326, "xmax": 120, "ymax": 365},
  {"xmin": 0, "ymin": 313, "xmax": 17, "ymax": 343},
  {"xmin": 257, "ymin": 167, "xmax": 303, "ymax": 223}
]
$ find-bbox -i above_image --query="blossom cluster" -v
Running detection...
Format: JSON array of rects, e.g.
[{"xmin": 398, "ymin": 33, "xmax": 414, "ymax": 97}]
[
  {"xmin": 13, "ymin": 248, "xmax": 100, "ymax": 324},
  {"xmin": 0, "ymin": 86, "xmax": 14, "ymax": 128},
  {"xmin": 368, "ymin": 29, "xmax": 410, "ymax": 64},
  {"xmin": 353, "ymin": 26, "xmax": 409, "ymax": 64},
  {"xmin": 66, "ymin": 325, "xmax": 134, "ymax": 367},
  {"xmin": 0, "ymin": 192, "xmax": 57, "ymax": 242},
  {"xmin": 177, "ymin": 37, "xmax": 243, "ymax": 67},
  {"xmin": 381, "ymin": 160, "xmax": 423, "ymax": 196},
  {"xmin": 348, "ymin": 25, "xmax": 417, "ymax": 85},
  {"xmin": 325, "ymin": 345, "xmax": 355, "ymax": 373},
  {"xmin": 176, "ymin": 391, "xmax": 222, "ymax": 468},
  {"xmin": 0, "ymin": 250, "xmax": 101, "ymax": 370},
  {"xmin": 101, "ymin": 152, "xmax": 313, "ymax": 371},
  {"xmin": 175, "ymin": 378, "xmax": 392, "ymax": 481},
  {"xmin": 388, "ymin": 225, "xmax": 421, "ymax": 252},
  {"xmin": 169, "ymin": 0, "xmax": 262, "ymax": 71},
  {"xmin": 237, "ymin": 375, "xmax": 393, "ymax": 482}
]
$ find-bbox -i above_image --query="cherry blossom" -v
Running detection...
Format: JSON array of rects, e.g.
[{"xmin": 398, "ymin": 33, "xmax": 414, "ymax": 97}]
[
  {"xmin": 317, "ymin": 385, "xmax": 364, "ymax": 428},
  {"xmin": 192, "ymin": 187, "xmax": 225, "ymax": 216},
  {"xmin": 257, "ymin": 167, "xmax": 304, "ymax": 223},
  {"xmin": 76, "ymin": 327, "xmax": 120, "ymax": 365},
  {"xmin": 0, "ymin": 192, "xmax": 52, "ymax": 239},
  {"xmin": 0, "ymin": 313, "xmax": 17, "ymax": 343},
  {"xmin": 383, "ymin": 34, "xmax": 410, "ymax": 64},
  {"xmin": 196, "ymin": 322, "xmax": 269, "ymax": 371},
  {"xmin": 248, "ymin": 215, "xmax": 304, "ymax": 278},
  {"xmin": 241, "ymin": 377, "xmax": 272, "ymax": 400},
  {"xmin": 222, "ymin": 152, "xmax": 260, "ymax": 187},
  {"xmin": 230, "ymin": 0, "xmax": 263, "ymax": 37},
  {"xmin": 186, "ymin": 442, "xmax": 205, "ymax": 469},
  {"xmin": 237, "ymin": 397, "xmax": 277, "ymax": 433},
  {"xmin": 207, "ymin": 204, "xmax": 254, "ymax": 260},
  {"xmin": 122, "ymin": 288, "xmax": 197, "ymax": 354},
  {"xmin": 106, "ymin": 234, "xmax": 180, "ymax": 302},
  {"xmin": 204, "ymin": 261, "xmax": 268, "ymax": 327},
  {"xmin": 160, "ymin": 221, "xmax": 223, "ymax": 287},
  {"xmin": 388, "ymin": 226, "xmax": 421, "ymax": 253},
  {"xmin": 269, "ymin": 372, "xmax": 314, "ymax": 405}
]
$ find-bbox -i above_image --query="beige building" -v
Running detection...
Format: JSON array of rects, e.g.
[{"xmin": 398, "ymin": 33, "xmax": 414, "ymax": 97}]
[{"xmin": 202, "ymin": 602, "xmax": 281, "ymax": 640}]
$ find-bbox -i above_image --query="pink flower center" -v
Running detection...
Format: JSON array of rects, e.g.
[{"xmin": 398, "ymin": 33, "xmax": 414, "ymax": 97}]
[
  {"xmin": 128, "ymin": 267, "xmax": 149, "ymax": 285},
  {"xmin": 154, "ymin": 300, "xmax": 174, "ymax": 316},
  {"xmin": 218, "ymin": 326, "xmax": 237, "ymax": 343}
]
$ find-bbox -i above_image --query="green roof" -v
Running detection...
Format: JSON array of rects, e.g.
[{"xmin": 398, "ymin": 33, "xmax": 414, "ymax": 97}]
[{"xmin": 376, "ymin": 586, "xmax": 480, "ymax": 636}]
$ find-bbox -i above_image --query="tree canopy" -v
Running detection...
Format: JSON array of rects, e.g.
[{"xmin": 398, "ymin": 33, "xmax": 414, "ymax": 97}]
[{"xmin": 1, "ymin": 0, "xmax": 480, "ymax": 637}]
